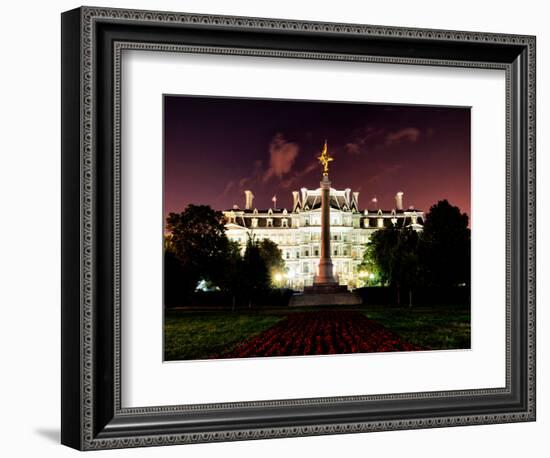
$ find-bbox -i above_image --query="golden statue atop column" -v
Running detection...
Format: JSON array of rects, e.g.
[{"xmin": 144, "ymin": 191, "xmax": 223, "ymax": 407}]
[{"xmin": 317, "ymin": 140, "xmax": 333, "ymax": 176}]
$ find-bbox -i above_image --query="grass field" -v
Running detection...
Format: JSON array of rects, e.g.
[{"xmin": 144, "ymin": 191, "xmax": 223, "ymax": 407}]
[
  {"xmin": 362, "ymin": 305, "xmax": 471, "ymax": 350},
  {"xmin": 164, "ymin": 311, "xmax": 283, "ymax": 360},
  {"xmin": 164, "ymin": 304, "xmax": 470, "ymax": 361}
]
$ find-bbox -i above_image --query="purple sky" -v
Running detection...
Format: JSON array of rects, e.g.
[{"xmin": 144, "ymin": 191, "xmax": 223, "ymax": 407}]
[{"xmin": 164, "ymin": 95, "xmax": 470, "ymax": 222}]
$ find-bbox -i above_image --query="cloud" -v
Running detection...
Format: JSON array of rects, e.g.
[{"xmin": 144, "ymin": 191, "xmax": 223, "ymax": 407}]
[
  {"xmin": 385, "ymin": 127, "xmax": 421, "ymax": 146},
  {"xmin": 237, "ymin": 160, "xmax": 263, "ymax": 189},
  {"xmin": 365, "ymin": 163, "xmax": 404, "ymax": 186},
  {"xmin": 344, "ymin": 142, "xmax": 361, "ymax": 155},
  {"xmin": 344, "ymin": 126, "xmax": 385, "ymax": 155},
  {"xmin": 280, "ymin": 161, "xmax": 318, "ymax": 188},
  {"xmin": 221, "ymin": 180, "xmax": 235, "ymax": 196},
  {"xmin": 263, "ymin": 133, "xmax": 300, "ymax": 182}
]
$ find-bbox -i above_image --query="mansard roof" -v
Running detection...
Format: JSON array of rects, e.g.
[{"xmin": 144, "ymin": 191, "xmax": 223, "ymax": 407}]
[
  {"xmin": 297, "ymin": 187, "xmax": 359, "ymax": 212},
  {"xmin": 360, "ymin": 208, "xmax": 423, "ymax": 214},
  {"xmin": 228, "ymin": 215, "xmax": 291, "ymax": 229},
  {"xmin": 225, "ymin": 207, "xmax": 287, "ymax": 214},
  {"xmin": 360, "ymin": 214, "xmax": 424, "ymax": 228},
  {"xmin": 225, "ymin": 187, "xmax": 424, "ymax": 218}
]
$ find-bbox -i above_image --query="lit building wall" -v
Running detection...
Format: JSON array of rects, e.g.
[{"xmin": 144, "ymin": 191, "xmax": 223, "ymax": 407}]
[{"xmin": 224, "ymin": 187, "xmax": 423, "ymax": 290}]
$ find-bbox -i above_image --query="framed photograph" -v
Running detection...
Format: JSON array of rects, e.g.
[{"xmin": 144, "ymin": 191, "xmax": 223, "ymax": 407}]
[{"xmin": 61, "ymin": 6, "xmax": 536, "ymax": 450}]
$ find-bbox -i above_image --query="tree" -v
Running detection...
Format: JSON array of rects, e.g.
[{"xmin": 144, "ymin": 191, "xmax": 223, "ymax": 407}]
[
  {"xmin": 165, "ymin": 204, "xmax": 231, "ymax": 298},
  {"xmin": 164, "ymin": 244, "xmax": 188, "ymax": 307},
  {"xmin": 362, "ymin": 228, "xmax": 398, "ymax": 287},
  {"xmin": 361, "ymin": 199, "xmax": 470, "ymax": 305},
  {"xmin": 241, "ymin": 236, "xmax": 269, "ymax": 307},
  {"xmin": 216, "ymin": 239, "xmax": 244, "ymax": 311},
  {"xmin": 257, "ymin": 238, "xmax": 286, "ymax": 286},
  {"xmin": 392, "ymin": 228, "xmax": 421, "ymax": 306},
  {"xmin": 420, "ymin": 200, "xmax": 470, "ymax": 287},
  {"xmin": 362, "ymin": 227, "xmax": 420, "ymax": 305}
]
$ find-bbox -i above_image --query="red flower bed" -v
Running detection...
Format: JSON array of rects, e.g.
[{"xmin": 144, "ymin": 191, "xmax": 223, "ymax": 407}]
[{"xmin": 218, "ymin": 311, "xmax": 421, "ymax": 359}]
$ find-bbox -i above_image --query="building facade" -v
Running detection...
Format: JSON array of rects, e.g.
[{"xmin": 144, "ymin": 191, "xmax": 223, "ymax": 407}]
[{"xmin": 223, "ymin": 187, "xmax": 424, "ymax": 290}]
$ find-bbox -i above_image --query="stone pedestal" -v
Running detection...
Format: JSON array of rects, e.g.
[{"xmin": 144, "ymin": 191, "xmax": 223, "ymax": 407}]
[{"xmin": 289, "ymin": 290, "xmax": 362, "ymax": 307}]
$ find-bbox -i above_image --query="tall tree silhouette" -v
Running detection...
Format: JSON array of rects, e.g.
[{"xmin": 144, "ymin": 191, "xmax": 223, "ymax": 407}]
[
  {"xmin": 165, "ymin": 204, "xmax": 231, "ymax": 300},
  {"xmin": 257, "ymin": 238, "xmax": 286, "ymax": 286},
  {"xmin": 363, "ymin": 226, "xmax": 420, "ymax": 305},
  {"xmin": 241, "ymin": 235, "xmax": 269, "ymax": 308},
  {"xmin": 420, "ymin": 200, "xmax": 470, "ymax": 287}
]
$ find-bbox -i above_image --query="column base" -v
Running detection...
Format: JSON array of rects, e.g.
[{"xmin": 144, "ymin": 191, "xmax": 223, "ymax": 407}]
[
  {"xmin": 290, "ymin": 289, "xmax": 362, "ymax": 306},
  {"xmin": 314, "ymin": 258, "xmax": 337, "ymax": 286}
]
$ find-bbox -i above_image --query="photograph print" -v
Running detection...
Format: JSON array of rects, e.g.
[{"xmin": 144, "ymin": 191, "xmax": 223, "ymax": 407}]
[{"xmin": 163, "ymin": 95, "xmax": 471, "ymax": 362}]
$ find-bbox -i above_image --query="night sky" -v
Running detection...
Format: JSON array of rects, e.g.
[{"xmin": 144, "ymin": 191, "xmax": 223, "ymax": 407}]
[{"xmin": 164, "ymin": 95, "xmax": 470, "ymax": 223}]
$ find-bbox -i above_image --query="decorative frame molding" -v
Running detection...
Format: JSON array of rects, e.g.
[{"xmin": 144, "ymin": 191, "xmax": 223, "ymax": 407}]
[{"xmin": 61, "ymin": 6, "xmax": 536, "ymax": 450}]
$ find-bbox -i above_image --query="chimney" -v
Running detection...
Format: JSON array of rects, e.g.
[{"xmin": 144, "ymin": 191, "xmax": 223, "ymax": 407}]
[
  {"xmin": 292, "ymin": 191, "xmax": 300, "ymax": 211},
  {"xmin": 344, "ymin": 188, "xmax": 351, "ymax": 207},
  {"xmin": 301, "ymin": 187, "xmax": 308, "ymax": 207},
  {"xmin": 352, "ymin": 192, "xmax": 359, "ymax": 209},
  {"xmin": 395, "ymin": 192, "xmax": 404, "ymax": 211},
  {"xmin": 244, "ymin": 190, "xmax": 254, "ymax": 210}
]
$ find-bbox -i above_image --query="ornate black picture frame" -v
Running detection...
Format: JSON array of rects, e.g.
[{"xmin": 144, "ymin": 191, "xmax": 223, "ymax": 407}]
[{"xmin": 61, "ymin": 6, "xmax": 536, "ymax": 450}]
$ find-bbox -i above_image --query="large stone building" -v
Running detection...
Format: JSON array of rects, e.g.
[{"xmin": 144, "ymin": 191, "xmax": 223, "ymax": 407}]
[{"xmin": 223, "ymin": 187, "xmax": 424, "ymax": 290}]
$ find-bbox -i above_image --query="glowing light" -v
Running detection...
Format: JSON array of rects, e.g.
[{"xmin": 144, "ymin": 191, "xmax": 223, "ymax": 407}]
[{"xmin": 274, "ymin": 272, "xmax": 283, "ymax": 283}]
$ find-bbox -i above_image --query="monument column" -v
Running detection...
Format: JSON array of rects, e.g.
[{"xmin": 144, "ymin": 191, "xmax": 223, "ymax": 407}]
[
  {"xmin": 291, "ymin": 139, "xmax": 361, "ymax": 305},
  {"xmin": 314, "ymin": 141, "xmax": 337, "ymax": 286}
]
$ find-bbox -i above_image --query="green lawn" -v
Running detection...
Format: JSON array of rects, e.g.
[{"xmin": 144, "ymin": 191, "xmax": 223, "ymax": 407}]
[
  {"xmin": 164, "ymin": 304, "xmax": 471, "ymax": 360},
  {"xmin": 164, "ymin": 311, "xmax": 283, "ymax": 361},
  {"xmin": 361, "ymin": 305, "xmax": 471, "ymax": 350}
]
